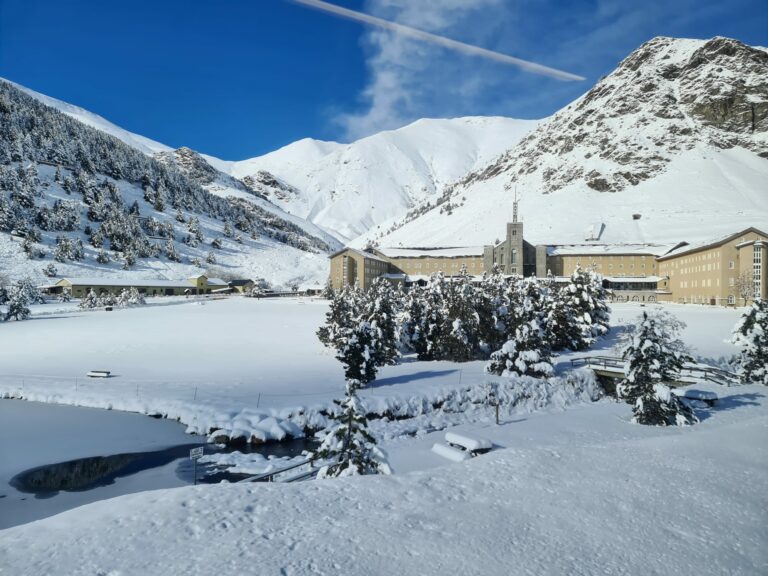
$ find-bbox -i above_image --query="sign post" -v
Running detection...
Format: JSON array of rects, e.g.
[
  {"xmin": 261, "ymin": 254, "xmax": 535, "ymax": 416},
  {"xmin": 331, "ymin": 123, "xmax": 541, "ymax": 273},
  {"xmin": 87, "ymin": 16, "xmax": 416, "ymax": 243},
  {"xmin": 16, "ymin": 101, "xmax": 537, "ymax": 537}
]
[{"xmin": 190, "ymin": 446, "xmax": 204, "ymax": 485}]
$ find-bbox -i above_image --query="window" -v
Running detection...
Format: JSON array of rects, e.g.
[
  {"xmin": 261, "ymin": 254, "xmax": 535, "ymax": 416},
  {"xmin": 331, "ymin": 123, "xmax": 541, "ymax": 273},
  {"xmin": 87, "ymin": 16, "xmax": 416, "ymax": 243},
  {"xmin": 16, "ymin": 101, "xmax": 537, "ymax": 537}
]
[
  {"xmin": 729, "ymin": 261, "xmax": 735, "ymax": 269},
  {"xmin": 728, "ymin": 294, "xmax": 735, "ymax": 305}
]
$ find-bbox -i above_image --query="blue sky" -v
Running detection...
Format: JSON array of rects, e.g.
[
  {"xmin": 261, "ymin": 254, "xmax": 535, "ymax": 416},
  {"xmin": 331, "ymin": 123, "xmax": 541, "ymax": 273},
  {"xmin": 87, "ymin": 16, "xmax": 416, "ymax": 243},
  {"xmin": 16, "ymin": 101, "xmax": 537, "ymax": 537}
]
[{"xmin": 1, "ymin": 0, "xmax": 766, "ymax": 159}]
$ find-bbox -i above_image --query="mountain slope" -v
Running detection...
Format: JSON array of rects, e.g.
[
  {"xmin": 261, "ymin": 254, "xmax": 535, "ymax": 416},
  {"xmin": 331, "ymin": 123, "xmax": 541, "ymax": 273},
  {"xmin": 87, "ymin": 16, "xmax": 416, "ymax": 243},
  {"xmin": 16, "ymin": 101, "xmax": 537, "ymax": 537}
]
[
  {"xmin": 361, "ymin": 37, "xmax": 768, "ymax": 249},
  {"xmin": 6, "ymin": 79, "xmax": 172, "ymax": 156},
  {"xmin": 221, "ymin": 117, "xmax": 539, "ymax": 242},
  {"xmin": 0, "ymin": 80, "xmax": 335, "ymax": 287}
]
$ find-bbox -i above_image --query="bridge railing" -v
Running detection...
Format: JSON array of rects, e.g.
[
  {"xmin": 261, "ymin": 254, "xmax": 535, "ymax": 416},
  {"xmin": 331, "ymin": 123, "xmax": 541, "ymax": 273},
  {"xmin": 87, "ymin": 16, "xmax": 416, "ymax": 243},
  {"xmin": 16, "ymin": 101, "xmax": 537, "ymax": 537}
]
[
  {"xmin": 238, "ymin": 455, "xmax": 337, "ymax": 484},
  {"xmin": 571, "ymin": 356, "xmax": 740, "ymax": 387}
]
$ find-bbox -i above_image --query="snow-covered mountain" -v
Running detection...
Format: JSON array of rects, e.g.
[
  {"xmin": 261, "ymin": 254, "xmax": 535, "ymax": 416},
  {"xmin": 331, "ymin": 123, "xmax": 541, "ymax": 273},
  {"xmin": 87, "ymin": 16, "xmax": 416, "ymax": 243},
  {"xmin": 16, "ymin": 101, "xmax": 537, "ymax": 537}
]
[
  {"xmin": 7, "ymin": 79, "xmax": 171, "ymax": 156},
  {"xmin": 360, "ymin": 37, "xmax": 768, "ymax": 249},
  {"xmin": 0, "ymin": 80, "xmax": 337, "ymax": 288},
  {"xmin": 216, "ymin": 117, "xmax": 539, "ymax": 242}
]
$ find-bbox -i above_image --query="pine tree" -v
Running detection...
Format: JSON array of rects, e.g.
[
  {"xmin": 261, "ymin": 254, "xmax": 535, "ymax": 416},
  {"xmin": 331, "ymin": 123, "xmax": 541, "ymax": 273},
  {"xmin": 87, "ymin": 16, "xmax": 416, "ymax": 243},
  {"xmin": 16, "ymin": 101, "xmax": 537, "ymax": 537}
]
[
  {"xmin": 476, "ymin": 265, "xmax": 511, "ymax": 354},
  {"xmin": 96, "ymin": 249, "xmax": 110, "ymax": 264},
  {"xmin": 485, "ymin": 319, "xmax": 554, "ymax": 378},
  {"xmin": 731, "ymin": 299, "xmax": 768, "ymax": 385},
  {"xmin": 127, "ymin": 287, "xmax": 146, "ymax": 306},
  {"xmin": 616, "ymin": 310, "xmax": 697, "ymax": 426},
  {"xmin": 58, "ymin": 287, "xmax": 72, "ymax": 303},
  {"xmin": 79, "ymin": 289, "xmax": 100, "ymax": 309},
  {"xmin": 206, "ymin": 251, "xmax": 217, "ymax": 265},
  {"xmin": 17, "ymin": 277, "xmax": 45, "ymax": 304},
  {"xmin": 486, "ymin": 277, "xmax": 554, "ymax": 378},
  {"xmin": 317, "ymin": 284, "xmax": 362, "ymax": 349},
  {"xmin": 439, "ymin": 267, "xmax": 481, "ymax": 361},
  {"xmin": 365, "ymin": 277, "xmax": 399, "ymax": 367},
  {"xmin": 4, "ymin": 286, "xmax": 30, "ymax": 321},
  {"xmin": 315, "ymin": 379, "xmax": 390, "ymax": 479}
]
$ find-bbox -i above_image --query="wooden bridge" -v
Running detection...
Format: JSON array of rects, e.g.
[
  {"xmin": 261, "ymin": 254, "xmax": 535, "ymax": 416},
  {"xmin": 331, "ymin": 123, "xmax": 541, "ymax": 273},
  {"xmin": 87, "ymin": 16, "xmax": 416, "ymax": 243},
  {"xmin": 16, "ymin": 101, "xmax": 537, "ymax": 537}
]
[{"xmin": 570, "ymin": 356, "xmax": 740, "ymax": 387}]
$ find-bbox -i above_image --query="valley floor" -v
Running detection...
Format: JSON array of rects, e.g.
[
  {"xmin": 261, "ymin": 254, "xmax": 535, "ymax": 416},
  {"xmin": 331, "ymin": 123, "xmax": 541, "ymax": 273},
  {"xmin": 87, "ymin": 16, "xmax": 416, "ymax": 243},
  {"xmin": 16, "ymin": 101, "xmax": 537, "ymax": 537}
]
[{"xmin": 0, "ymin": 298, "xmax": 765, "ymax": 575}]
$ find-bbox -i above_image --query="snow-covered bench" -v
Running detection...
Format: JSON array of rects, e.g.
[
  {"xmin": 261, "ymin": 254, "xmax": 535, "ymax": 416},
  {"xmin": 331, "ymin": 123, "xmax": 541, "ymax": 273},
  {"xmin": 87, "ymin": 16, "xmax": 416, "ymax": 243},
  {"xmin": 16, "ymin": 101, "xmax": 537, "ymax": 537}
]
[
  {"xmin": 444, "ymin": 432, "xmax": 493, "ymax": 456},
  {"xmin": 431, "ymin": 443, "xmax": 472, "ymax": 462},
  {"xmin": 86, "ymin": 370, "xmax": 111, "ymax": 378},
  {"xmin": 673, "ymin": 389, "xmax": 718, "ymax": 407}
]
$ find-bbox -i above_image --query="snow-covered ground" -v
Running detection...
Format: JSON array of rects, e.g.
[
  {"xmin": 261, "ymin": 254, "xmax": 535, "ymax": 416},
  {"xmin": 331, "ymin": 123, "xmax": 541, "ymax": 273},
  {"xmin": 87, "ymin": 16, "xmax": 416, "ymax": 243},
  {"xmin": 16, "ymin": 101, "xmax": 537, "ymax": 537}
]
[
  {"xmin": 1, "ymin": 382, "xmax": 765, "ymax": 575},
  {"xmin": 1, "ymin": 298, "xmax": 765, "ymax": 574},
  {"xmin": 0, "ymin": 298, "xmax": 744, "ymax": 443}
]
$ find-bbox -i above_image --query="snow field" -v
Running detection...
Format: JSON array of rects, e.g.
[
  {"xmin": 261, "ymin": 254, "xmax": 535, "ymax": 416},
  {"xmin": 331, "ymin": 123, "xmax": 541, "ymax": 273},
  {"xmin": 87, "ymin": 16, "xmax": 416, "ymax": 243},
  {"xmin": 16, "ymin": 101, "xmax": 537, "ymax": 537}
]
[{"xmin": 0, "ymin": 299, "xmax": 745, "ymax": 446}]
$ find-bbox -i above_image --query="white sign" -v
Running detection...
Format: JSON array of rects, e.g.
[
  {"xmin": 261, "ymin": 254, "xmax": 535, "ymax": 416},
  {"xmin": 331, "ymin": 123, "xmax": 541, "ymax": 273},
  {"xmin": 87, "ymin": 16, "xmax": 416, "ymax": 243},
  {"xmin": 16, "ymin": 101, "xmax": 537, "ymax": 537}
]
[{"xmin": 189, "ymin": 447, "xmax": 204, "ymax": 460}]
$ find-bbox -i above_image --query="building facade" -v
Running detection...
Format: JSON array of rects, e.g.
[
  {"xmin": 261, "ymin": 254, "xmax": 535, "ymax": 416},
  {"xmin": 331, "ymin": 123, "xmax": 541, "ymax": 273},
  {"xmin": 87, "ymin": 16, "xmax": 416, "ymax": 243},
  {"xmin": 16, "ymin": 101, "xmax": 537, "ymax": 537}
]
[
  {"xmin": 656, "ymin": 228, "xmax": 767, "ymax": 305},
  {"xmin": 49, "ymin": 275, "xmax": 233, "ymax": 298},
  {"xmin": 329, "ymin": 217, "xmax": 534, "ymax": 290},
  {"xmin": 328, "ymin": 219, "xmax": 766, "ymax": 307}
]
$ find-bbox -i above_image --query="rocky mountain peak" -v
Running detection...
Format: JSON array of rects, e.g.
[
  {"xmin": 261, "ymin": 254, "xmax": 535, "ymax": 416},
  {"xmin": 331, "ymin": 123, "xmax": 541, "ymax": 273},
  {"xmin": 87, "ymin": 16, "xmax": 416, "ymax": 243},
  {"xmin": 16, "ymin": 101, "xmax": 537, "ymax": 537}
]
[{"xmin": 458, "ymin": 36, "xmax": 767, "ymax": 195}]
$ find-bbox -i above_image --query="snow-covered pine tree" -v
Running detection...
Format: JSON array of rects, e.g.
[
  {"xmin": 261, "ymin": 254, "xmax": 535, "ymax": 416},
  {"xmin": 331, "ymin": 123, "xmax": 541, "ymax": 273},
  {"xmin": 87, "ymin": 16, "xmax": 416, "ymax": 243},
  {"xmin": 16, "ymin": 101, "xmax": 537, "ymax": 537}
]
[
  {"xmin": 205, "ymin": 251, "xmax": 216, "ymax": 265},
  {"xmin": 320, "ymin": 277, "xmax": 334, "ymax": 300},
  {"xmin": 128, "ymin": 287, "xmax": 146, "ymax": 306},
  {"xmin": 616, "ymin": 309, "xmax": 697, "ymax": 426},
  {"xmin": 476, "ymin": 265, "xmax": 511, "ymax": 355},
  {"xmin": 417, "ymin": 273, "xmax": 449, "ymax": 360},
  {"xmin": 79, "ymin": 289, "xmax": 99, "ymax": 310},
  {"xmin": 336, "ymin": 316, "xmax": 379, "ymax": 384},
  {"xmin": 441, "ymin": 266, "xmax": 480, "ymax": 362},
  {"xmin": 17, "ymin": 276, "xmax": 45, "ymax": 304},
  {"xmin": 4, "ymin": 286, "xmax": 30, "ymax": 321},
  {"xmin": 397, "ymin": 283, "xmax": 428, "ymax": 356},
  {"xmin": 97, "ymin": 291, "xmax": 117, "ymax": 307},
  {"xmin": 486, "ymin": 277, "xmax": 553, "ymax": 378},
  {"xmin": 317, "ymin": 284, "xmax": 362, "ymax": 349},
  {"xmin": 731, "ymin": 299, "xmax": 768, "ymax": 385},
  {"xmin": 96, "ymin": 248, "xmax": 110, "ymax": 264},
  {"xmin": 550, "ymin": 267, "xmax": 610, "ymax": 350},
  {"xmin": 545, "ymin": 284, "xmax": 587, "ymax": 352},
  {"xmin": 42, "ymin": 263, "xmax": 58, "ymax": 277},
  {"xmin": 58, "ymin": 287, "xmax": 71, "ymax": 303},
  {"xmin": 315, "ymin": 378, "xmax": 390, "ymax": 479},
  {"xmin": 364, "ymin": 277, "xmax": 399, "ymax": 367},
  {"xmin": 485, "ymin": 321, "xmax": 554, "ymax": 378}
]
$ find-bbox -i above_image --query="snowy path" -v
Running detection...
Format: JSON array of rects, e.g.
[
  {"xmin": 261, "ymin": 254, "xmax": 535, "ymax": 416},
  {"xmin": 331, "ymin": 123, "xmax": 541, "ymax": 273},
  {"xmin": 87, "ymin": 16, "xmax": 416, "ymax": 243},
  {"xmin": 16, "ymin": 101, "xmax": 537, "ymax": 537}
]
[{"xmin": 1, "ymin": 384, "xmax": 765, "ymax": 576}]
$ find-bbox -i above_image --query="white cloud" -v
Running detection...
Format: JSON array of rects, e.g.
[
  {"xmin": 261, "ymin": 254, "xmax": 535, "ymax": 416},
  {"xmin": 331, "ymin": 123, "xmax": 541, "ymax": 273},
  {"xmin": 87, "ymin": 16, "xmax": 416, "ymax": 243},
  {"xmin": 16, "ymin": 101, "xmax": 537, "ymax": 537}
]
[{"xmin": 336, "ymin": 0, "xmax": 512, "ymax": 140}]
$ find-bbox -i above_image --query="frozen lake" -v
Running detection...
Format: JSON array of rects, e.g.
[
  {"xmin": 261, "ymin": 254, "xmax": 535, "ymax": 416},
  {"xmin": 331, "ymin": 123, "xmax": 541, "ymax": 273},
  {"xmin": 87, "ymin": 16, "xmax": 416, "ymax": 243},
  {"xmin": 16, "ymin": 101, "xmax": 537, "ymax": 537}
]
[{"xmin": 0, "ymin": 399, "xmax": 199, "ymax": 529}]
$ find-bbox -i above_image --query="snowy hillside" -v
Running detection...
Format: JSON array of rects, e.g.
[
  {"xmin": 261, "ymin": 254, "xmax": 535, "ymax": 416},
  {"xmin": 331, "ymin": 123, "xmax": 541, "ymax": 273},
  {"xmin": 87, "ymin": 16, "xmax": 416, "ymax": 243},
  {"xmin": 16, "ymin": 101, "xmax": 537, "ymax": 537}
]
[
  {"xmin": 5, "ymin": 78, "xmax": 171, "ymax": 156},
  {"xmin": 0, "ymin": 81, "xmax": 335, "ymax": 288},
  {"xmin": 219, "ymin": 117, "xmax": 539, "ymax": 242},
  {"xmin": 362, "ymin": 37, "xmax": 768, "ymax": 249}
]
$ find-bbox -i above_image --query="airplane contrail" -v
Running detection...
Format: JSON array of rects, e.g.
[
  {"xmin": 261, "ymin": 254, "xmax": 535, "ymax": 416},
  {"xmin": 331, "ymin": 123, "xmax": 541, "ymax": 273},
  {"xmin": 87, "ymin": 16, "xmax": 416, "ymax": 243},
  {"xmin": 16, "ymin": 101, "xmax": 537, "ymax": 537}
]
[{"xmin": 288, "ymin": 0, "xmax": 585, "ymax": 82}]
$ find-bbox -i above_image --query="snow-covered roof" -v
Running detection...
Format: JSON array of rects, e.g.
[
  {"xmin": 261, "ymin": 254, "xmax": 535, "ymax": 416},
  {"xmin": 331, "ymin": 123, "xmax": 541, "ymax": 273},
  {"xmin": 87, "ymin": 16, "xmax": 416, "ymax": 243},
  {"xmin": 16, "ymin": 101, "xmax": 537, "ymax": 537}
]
[
  {"xmin": 57, "ymin": 278, "xmax": 193, "ymax": 289},
  {"xmin": 546, "ymin": 243, "xmax": 681, "ymax": 257},
  {"xmin": 378, "ymin": 246, "xmax": 486, "ymax": 258},
  {"xmin": 206, "ymin": 278, "xmax": 228, "ymax": 286},
  {"xmin": 657, "ymin": 227, "xmax": 768, "ymax": 261},
  {"xmin": 329, "ymin": 247, "xmax": 388, "ymax": 263}
]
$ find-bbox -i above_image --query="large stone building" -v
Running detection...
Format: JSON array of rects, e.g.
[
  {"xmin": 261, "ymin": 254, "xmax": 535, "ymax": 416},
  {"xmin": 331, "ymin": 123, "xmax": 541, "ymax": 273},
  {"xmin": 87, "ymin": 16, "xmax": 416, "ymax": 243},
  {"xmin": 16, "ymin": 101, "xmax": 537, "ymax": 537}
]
[
  {"xmin": 329, "ymin": 217, "xmax": 767, "ymax": 306},
  {"xmin": 329, "ymin": 212, "xmax": 535, "ymax": 290},
  {"xmin": 656, "ymin": 227, "xmax": 767, "ymax": 305}
]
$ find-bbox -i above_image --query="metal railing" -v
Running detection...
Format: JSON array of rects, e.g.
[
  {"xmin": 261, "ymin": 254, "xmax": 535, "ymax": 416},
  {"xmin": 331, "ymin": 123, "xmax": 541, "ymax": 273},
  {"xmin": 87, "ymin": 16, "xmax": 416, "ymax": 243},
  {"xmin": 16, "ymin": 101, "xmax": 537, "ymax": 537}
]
[
  {"xmin": 571, "ymin": 356, "xmax": 741, "ymax": 387},
  {"xmin": 238, "ymin": 456, "xmax": 331, "ymax": 484}
]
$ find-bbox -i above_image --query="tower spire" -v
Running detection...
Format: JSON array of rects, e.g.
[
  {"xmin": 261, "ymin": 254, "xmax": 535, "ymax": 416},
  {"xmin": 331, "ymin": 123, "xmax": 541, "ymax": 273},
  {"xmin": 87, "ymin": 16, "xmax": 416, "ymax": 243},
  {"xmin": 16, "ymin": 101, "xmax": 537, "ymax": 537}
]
[{"xmin": 512, "ymin": 186, "xmax": 519, "ymax": 223}]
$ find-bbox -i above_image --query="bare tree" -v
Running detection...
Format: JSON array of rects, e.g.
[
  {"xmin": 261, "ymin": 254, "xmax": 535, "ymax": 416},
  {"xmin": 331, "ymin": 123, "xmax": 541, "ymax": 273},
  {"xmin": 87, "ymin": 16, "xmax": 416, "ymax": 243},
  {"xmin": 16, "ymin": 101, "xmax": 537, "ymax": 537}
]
[{"xmin": 734, "ymin": 271, "xmax": 754, "ymax": 306}]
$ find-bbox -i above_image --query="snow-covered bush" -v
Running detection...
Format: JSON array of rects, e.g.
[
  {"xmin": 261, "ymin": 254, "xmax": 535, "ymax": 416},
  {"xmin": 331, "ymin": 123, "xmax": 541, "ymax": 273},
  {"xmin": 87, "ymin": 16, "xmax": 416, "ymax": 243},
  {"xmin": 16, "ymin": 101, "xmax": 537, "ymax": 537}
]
[
  {"xmin": 116, "ymin": 287, "xmax": 146, "ymax": 308},
  {"xmin": 616, "ymin": 309, "xmax": 697, "ymax": 426},
  {"xmin": 58, "ymin": 287, "xmax": 71, "ymax": 303},
  {"xmin": 314, "ymin": 379, "xmax": 390, "ymax": 479},
  {"xmin": 547, "ymin": 267, "xmax": 610, "ymax": 351},
  {"xmin": 731, "ymin": 299, "xmax": 768, "ymax": 385}
]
